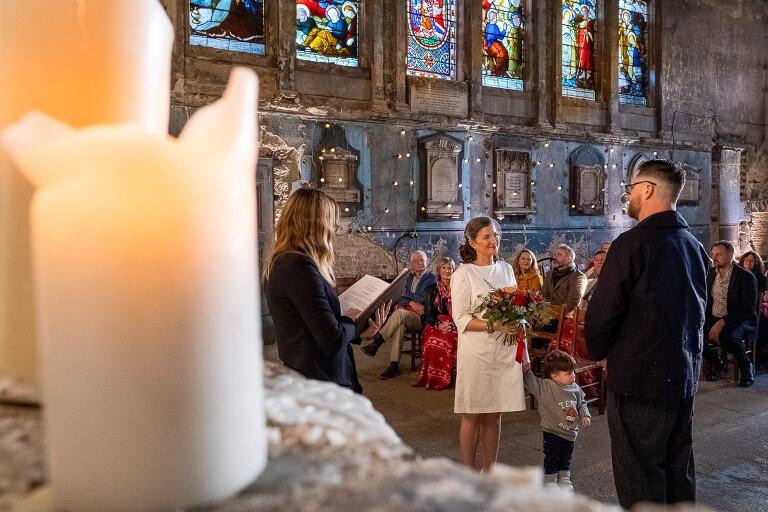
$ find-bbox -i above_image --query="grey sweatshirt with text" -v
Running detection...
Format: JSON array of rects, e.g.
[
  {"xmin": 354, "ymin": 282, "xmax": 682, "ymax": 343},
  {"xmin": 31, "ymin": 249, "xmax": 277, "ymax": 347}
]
[{"xmin": 524, "ymin": 371, "xmax": 591, "ymax": 442}]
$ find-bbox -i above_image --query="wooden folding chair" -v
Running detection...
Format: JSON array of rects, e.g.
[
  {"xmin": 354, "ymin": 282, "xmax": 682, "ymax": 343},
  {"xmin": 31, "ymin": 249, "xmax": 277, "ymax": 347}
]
[{"xmin": 554, "ymin": 306, "xmax": 606, "ymax": 414}]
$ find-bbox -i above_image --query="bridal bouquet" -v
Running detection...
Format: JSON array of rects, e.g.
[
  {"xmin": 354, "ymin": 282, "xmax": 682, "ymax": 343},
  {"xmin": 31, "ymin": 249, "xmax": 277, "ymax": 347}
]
[{"xmin": 473, "ymin": 284, "xmax": 555, "ymax": 350}]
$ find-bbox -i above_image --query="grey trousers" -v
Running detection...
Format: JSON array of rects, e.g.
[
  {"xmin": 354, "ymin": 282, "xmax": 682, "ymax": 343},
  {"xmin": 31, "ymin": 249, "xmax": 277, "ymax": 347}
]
[
  {"xmin": 378, "ymin": 308, "xmax": 422, "ymax": 363},
  {"xmin": 607, "ymin": 393, "xmax": 696, "ymax": 509}
]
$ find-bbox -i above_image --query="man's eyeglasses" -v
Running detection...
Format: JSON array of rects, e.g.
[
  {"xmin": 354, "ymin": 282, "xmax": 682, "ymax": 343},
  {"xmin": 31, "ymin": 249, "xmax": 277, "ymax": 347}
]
[{"xmin": 623, "ymin": 180, "xmax": 657, "ymax": 194}]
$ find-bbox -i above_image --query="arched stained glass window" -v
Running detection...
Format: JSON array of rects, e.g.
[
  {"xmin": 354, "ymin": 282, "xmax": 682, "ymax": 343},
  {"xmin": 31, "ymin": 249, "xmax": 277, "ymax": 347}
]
[
  {"xmin": 482, "ymin": 1, "xmax": 524, "ymax": 91},
  {"xmin": 296, "ymin": 1, "xmax": 360, "ymax": 67},
  {"xmin": 189, "ymin": 0, "xmax": 265, "ymax": 55},
  {"xmin": 561, "ymin": 0, "xmax": 596, "ymax": 100},
  {"xmin": 618, "ymin": 0, "xmax": 648, "ymax": 105},
  {"xmin": 406, "ymin": 0, "xmax": 458, "ymax": 80}
]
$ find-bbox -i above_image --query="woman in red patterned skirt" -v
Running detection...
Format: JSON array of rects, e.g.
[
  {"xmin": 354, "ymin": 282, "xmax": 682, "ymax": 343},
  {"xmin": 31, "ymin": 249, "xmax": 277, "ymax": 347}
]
[{"xmin": 414, "ymin": 257, "xmax": 457, "ymax": 390}]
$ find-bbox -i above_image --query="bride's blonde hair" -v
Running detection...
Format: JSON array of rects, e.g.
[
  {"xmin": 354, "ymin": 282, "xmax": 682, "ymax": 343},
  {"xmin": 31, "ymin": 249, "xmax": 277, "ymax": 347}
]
[{"xmin": 262, "ymin": 188, "xmax": 338, "ymax": 285}]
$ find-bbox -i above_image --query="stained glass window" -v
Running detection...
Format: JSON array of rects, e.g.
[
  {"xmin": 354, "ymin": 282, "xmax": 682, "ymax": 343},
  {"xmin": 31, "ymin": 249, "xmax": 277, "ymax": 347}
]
[
  {"xmin": 618, "ymin": 0, "xmax": 648, "ymax": 105},
  {"xmin": 406, "ymin": 0, "xmax": 458, "ymax": 80},
  {"xmin": 561, "ymin": 0, "xmax": 596, "ymax": 100},
  {"xmin": 296, "ymin": 1, "xmax": 360, "ymax": 67},
  {"xmin": 189, "ymin": 0, "xmax": 265, "ymax": 55},
  {"xmin": 482, "ymin": 1, "xmax": 524, "ymax": 91}
]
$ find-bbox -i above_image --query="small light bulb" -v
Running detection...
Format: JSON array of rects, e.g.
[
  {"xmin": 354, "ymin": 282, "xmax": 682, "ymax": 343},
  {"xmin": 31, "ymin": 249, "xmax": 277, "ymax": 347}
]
[
  {"xmin": 330, "ymin": 147, "xmax": 336, "ymax": 153},
  {"xmin": 603, "ymin": 164, "xmax": 608, "ymax": 169},
  {"xmin": 571, "ymin": 204, "xmax": 576, "ymax": 209},
  {"xmin": 512, "ymin": 191, "xmax": 518, "ymax": 196},
  {"xmin": 492, "ymin": 183, "xmax": 497, "ymax": 188},
  {"xmin": 476, "ymin": 158, "xmax": 481, "ymax": 163},
  {"xmin": 420, "ymin": 206, "xmax": 426, "ymax": 212},
  {"xmin": 610, "ymin": 148, "xmax": 615, "ymax": 153},
  {"xmin": 400, "ymin": 129, "xmax": 406, "ymax": 135},
  {"xmin": 612, "ymin": 164, "xmax": 617, "ymax": 169},
  {"xmin": 344, "ymin": 207, "xmax": 350, "ymax": 212},
  {"xmin": 591, "ymin": 204, "xmax": 596, "ymax": 209},
  {"xmin": 549, "ymin": 163, "xmax": 554, "ymax": 168},
  {"xmin": 406, "ymin": 152, "xmax": 411, "ymax": 158},
  {"xmin": 319, "ymin": 177, "xmax": 325, "ymax": 183},
  {"xmin": 321, "ymin": 148, "xmax": 326, "ymax": 153},
  {"xmin": 393, "ymin": 181, "xmax": 399, "ymax": 186},
  {"xmin": 464, "ymin": 158, "xmax": 469, "ymax": 163},
  {"xmin": 544, "ymin": 142, "xmax": 550, "ymax": 148},
  {"xmin": 537, "ymin": 161, "xmax": 542, "ymax": 166},
  {"xmin": 653, "ymin": 151, "xmax": 658, "ymax": 156},
  {"xmin": 468, "ymin": 136, "xmax": 474, "ymax": 142},
  {"xmin": 557, "ymin": 185, "xmax": 562, "ymax": 190},
  {"xmin": 367, "ymin": 226, "xmax": 372, "ymax": 231},
  {"xmin": 409, "ymin": 180, "xmax": 415, "ymax": 186},
  {"xmin": 338, "ymin": 177, "xmax": 343, "ymax": 182},
  {"xmin": 319, "ymin": 156, "xmax": 324, "ymax": 161},
  {"xmin": 620, "ymin": 180, "xmax": 626, "ymax": 186},
  {"xmin": 530, "ymin": 180, "xmax": 535, "ymax": 185},
  {"xmin": 325, "ymin": 123, "xmax": 331, "ymax": 128},
  {"xmin": 397, "ymin": 154, "xmax": 403, "ymax": 159},
  {"xmin": 384, "ymin": 208, "xmax": 390, "ymax": 213},
  {"xmin": 447, "ymin": 203, "xmax": 452, "ymax": 208}
]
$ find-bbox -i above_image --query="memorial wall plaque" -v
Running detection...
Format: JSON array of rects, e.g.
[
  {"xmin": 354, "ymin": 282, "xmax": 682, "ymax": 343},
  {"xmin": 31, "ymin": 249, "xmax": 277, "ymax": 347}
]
[
  {"xmin": 678, "ymin": 164, "xmax": 701, "ymax": 205},
  {"xmin": 569, "ymin": 145, "xmax": 605, "ymax": 216},
  {"xmin": 493, "ymin": 149, "xmax": 534, "ymax": 218},
  {"xmin": 409, "ymin": 81, "xmax": 469, "ymax": 118},
  {"xmin": 315, "ymin": 125, "xmax": 362, "ymax": 216},
  {"xmin": 418, "ymin": 134, "xmax": 464, "ymax": 221}
]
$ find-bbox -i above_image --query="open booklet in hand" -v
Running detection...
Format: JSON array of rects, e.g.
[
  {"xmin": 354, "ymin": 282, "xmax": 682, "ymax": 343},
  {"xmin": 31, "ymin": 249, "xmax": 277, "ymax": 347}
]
[{"xmin": 339, "ymin": 267, "xmax": 410, "ymax": 336}]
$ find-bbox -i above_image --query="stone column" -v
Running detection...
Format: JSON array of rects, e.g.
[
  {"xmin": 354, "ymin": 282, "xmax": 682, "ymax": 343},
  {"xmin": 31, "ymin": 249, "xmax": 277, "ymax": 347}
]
[
  {"xmin": 604, "ymin": 0, "xmax": 621, "ymax": 133},
  {"xmin": 467, "ymin": 0, "xmax": 483, "ymax": 115},
  {"xmin": 391, "ymin": 0, "xmax": 410, "ymax": 111},
  {"xmin": 278, "ymin": 1, "xmax": 296, "ymax": 95},
  {"xmin": 713, "ymin": 146, "xmax": 747, "ymax": 243},
  {"xmin": 371, "ymin": 0, "xmax": 388, "ymax": 112},
  {"xmin": 535, "ymin": 0, "xmax": 551, "ymax": 129},
  {"xmin": 550, "ymin": 1, "xmax": 564, "ymax": 128}
]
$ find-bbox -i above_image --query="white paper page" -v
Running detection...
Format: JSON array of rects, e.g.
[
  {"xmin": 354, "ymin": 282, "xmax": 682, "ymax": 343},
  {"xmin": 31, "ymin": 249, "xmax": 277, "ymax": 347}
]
[{"xmin": 339, "ymin": 275, "xmax": 388, "ymax": 319}]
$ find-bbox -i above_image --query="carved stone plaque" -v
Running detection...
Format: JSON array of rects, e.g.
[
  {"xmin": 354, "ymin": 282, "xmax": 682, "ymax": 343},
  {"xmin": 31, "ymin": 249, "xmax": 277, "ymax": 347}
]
[
  {"xmin": 678, "ymin": 164, "xmax": 701, "ymax": 205},
  {"xmin": 569, "ymin": 145, "xmax": 605, "ymax": 216},
  {"xmin": 418, "ymin": 134, "xmax": 464, "ymax": 220},
  {"xmin": 493, "ymin": 150, "xmax": 534, "ymax": 218},
  {"xmin": 409, "ymin": 82, "xmax": 469, "ymax": 118},
  {"xmin": 315, "ymin": 125, "xmax": 362, "ymax": 216}
]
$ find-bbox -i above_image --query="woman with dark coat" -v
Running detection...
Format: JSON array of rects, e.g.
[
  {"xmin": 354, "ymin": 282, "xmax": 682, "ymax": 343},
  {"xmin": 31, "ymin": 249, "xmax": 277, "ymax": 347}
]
[
  {"xmin": 740, "ymin": 251, "xmax": 768, "ymax": 368},
  {"xmin": 263, "ymin": 188, "xmax": 388, "ymax": 392}
]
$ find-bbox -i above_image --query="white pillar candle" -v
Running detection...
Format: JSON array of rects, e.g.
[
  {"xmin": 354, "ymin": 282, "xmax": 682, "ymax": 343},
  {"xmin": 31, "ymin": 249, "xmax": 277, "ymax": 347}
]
[
  {"xmin": 0, "ymin": 0, "xmax": 172, "ymax": 398},
  {"xmin": 2, "ymin": 68, "xmax": 266, "ymax": 511}
]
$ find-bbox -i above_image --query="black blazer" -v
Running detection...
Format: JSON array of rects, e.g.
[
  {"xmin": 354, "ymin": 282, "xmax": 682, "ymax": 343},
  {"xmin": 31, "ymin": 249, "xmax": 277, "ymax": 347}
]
[
  {"xmin": 705, "ymin": 263, "xmax": 758, "ymax": 340},
  {"xmin": 585, "ymin": 211, "xmax": 710, "ymax": 400},
  {"xmin": 265, "ymin": 252, "xmax": 361, "ymax": 392}
]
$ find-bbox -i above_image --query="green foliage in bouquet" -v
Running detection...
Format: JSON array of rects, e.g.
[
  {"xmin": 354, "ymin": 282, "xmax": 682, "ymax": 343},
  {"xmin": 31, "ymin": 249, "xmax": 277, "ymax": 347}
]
[{"xmin": 472, "ymin": 283, "xmax": 555, "ymax": 345}]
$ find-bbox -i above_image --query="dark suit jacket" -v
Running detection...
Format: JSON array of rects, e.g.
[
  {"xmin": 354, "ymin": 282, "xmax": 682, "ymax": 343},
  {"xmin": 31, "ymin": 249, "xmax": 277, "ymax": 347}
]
[
  {"xmin": 542, "ymin": 266, "xmax": 586, "ymax": 315},
  {"xmin": 265, "ymin": 252, "xmax": 361, "ymax": 392},
  {"xmin": 398, "ymin": 271, "xmax": 438, "ymax": 308},
  {"xmin": 705, "ymin": 263, "xmax": 758, "ymax": 340},
  {"xmin": 585, "ymin": 211, "xmax": 710, "ymax": 400}
]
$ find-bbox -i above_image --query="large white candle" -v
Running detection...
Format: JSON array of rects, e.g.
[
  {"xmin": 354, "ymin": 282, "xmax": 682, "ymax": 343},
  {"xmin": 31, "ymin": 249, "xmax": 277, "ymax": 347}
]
[
  {"xmin": 0, "ymin": 0, "xmax": 172, "ymax": 398},
  {"xmin": 2, "ymin": 68, "xmax": 266, "ymax": 511}
]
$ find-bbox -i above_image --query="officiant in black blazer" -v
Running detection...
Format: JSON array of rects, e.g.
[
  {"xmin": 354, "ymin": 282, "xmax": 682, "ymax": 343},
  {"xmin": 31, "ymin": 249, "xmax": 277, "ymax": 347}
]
[{"xmin": 263, "ymin": 188, "xmax": 388, "ymax": 393}]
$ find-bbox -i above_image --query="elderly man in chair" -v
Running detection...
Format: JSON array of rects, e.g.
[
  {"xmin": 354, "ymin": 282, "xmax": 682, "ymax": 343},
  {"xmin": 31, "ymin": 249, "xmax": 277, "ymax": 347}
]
[{"xmin": 361, "ymin": 250, "xmax": 437, "ymax": 379}]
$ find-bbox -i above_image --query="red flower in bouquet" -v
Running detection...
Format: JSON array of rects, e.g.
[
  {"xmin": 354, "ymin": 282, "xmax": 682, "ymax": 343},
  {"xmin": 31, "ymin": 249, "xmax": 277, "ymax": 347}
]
[{"xmin": 472, "ymin": 283, "xmax": 555, "ymax": 347}]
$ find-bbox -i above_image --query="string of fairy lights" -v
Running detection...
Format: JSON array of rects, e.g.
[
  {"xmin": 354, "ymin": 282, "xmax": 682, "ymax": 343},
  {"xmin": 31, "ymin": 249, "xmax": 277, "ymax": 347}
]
[{"xmin": 315, "ymin": 121, "xmax": 680, "ymax": 230}]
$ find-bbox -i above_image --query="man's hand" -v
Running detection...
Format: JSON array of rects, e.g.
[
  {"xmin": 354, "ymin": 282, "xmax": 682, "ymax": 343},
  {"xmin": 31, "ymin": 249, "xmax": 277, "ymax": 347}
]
[
  {"xmin": 409, "ymin": 300, "xmax": 425, "ymax": 316},
  {"xmin": 708, "ymin": 319, "xmax": 725, "ymax": 343},
  {"xmin": 522, "ymin": 362, "xmax": 531, "ymax": 374},
  {"xmin": 580, "ymin": 416, "xmax": 591, "ymax": 428}
]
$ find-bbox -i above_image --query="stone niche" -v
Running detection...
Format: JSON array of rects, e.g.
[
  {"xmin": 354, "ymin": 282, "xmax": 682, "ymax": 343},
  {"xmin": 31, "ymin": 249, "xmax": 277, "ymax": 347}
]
[
  {"xmin": 315, "ymin": 125, "xmax": 362, "ymax": 217},
  {"xmin": 568, "ymin": 145, "xmax": 605, "ymax": 216},
  {"xmin": 417, "ymin": 133, "xmax": 464, "ymax": 221},
  {"xmin": 493, "ymin": 149, "xmax": 535, "ymax": 219}
]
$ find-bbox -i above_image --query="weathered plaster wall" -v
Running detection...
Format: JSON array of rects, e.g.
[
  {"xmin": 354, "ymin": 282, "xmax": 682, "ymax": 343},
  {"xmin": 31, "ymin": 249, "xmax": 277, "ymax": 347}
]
[{"xmin": 165, "ymin": 0, "xmax": 768, "ymax": 273}]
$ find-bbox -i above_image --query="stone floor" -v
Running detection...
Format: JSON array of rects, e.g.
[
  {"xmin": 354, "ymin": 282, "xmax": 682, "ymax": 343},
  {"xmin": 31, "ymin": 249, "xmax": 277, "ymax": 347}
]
[{"xmin": 265, "ymin": 344, "xmax": 768, "ymax": 512}]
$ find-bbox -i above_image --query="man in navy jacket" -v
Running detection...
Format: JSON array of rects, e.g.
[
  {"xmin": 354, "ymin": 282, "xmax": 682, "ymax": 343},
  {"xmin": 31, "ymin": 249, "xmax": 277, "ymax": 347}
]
[
  {"xmin": 704, "ymin": 240, "xmax": 757, "ymax": 386},
  {"xmin": 361, "ymin": 250, "xmax": 437, "ymax": 379},
  {"xmin": 585, "ymin": 160, "xmax": 709, "ymax": 509}
]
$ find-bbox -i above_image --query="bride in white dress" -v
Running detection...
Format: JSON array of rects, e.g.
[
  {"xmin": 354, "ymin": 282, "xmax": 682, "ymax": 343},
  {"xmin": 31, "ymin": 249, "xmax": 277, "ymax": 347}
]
[{"xmin": 451, "ymin": 216, "xmax": 525, "ymax": 472}]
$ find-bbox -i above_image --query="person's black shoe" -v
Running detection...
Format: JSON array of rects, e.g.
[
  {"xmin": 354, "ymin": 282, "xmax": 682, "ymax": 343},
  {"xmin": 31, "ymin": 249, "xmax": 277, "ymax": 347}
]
[
  {"xmin": 361, "ymin": 342, "xmax": 379, "ymax": 357},
  {"xmin": 379, "ymin": 362, "xmax": 401, "ymax": 380},
  {"xmin": 739, "ymin": 361, "xmax": 755, "ymax": 387},
  {"xmin": 705, "ymin": 361, "xmax": 721, "ymax": 381}
]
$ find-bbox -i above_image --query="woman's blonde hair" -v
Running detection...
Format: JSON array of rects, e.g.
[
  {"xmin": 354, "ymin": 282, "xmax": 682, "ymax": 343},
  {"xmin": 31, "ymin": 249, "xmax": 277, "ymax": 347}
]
[
  {"xmin": 262, "ymin": 188, "xmax": 338, "ymax": 285},
  {"xmin": 512, "ymin": 248, "xmax": 541, "ymax": 277},
  {"xmin": 436, "ymin": 256, "xmax": 456, "ymax": 274}
]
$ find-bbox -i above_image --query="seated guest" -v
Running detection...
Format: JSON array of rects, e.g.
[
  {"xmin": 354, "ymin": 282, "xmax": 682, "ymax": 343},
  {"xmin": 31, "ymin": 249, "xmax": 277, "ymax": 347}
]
[
  {"xmin": 414, "ymin": 257, "xmax": 457, "ymax": 391},
  {"xmin": 704, "ymin": 241, "xmax": 758, "ymax": 386},
  {"xmin": 583, "ymin": 249, "xmax": 607, "ymax": 302},
  {"xmin": 513, "ymin": 248, "xmax": 543, "ymax": 292},
  {"xmin": 587, "ymin": 241, "xmax": 611, "ymax": 270},
  {"xmin": 543, "ymin": 244, "xmax": 586, "ymax": 318},
  {"xmin": 361, "ymin": 250, "xmax": 438, "ymax": 379},
  {"xmin": 263, "ymin": 188, "xmax": 389, "ymax": 393},
  {"xmin": 739, "ymin": 251, "xmax": 766, "ymax": 298}
]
